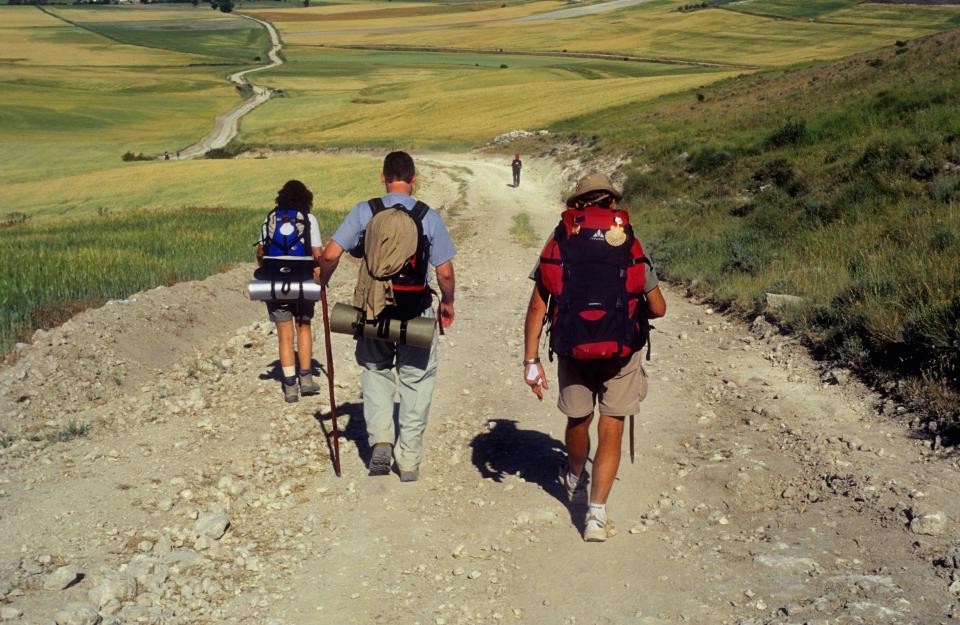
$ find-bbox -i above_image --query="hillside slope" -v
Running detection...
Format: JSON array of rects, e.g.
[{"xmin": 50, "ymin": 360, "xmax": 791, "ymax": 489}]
[{"xmin": 548, "ymin": 29, "xmax": 960, "ymax": 437}]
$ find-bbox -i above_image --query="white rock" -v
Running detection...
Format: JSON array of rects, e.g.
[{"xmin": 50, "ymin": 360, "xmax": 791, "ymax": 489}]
[
  {"xmin": 54, "ymin": 604, "xmax": 101, "ymax": 625},
  {"xmin": 910, "ymin": 509, "xmax": 947, "ymax": 536},
  {"xmin": 193, "ymin": 513, "xmax": 230, "ymax": 540},
  {"xmin": 0, "ymin": 606, "xmax": 23, "ymax": 620},
  {"xmin": 87, "ymin": 573, "xmax": 137, "ymax": 609},
  {"xmin": 44, "ymin": 564, "xmax": 82, "ymax": 590}
]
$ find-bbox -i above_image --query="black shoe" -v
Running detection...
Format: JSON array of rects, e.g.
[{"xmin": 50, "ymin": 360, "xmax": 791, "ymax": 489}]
[
  {"xmin": 368, "ymin": 443, "xmax": 392, "ymax": 476},
  {"xmin": 282, "ymin": 377, "xmax": 299, "ymax": 403}
]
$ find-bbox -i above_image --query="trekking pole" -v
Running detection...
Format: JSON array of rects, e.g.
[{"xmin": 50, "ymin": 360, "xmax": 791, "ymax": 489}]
[
  {"xmin": 320, "ymin": 286, "xmax": 342, "ymax": 477},
  {"xmin": 629, "ymin": 414, "xmax": 635, "ymax": 464}
]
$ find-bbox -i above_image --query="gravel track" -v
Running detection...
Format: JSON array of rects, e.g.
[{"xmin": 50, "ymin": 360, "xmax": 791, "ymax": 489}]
[{"xmin": 1, "ymin": 154, "xmax": 959, "ymax": 625}]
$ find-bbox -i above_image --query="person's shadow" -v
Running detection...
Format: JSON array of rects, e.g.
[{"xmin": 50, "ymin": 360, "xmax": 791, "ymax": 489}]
[
  {"xmin": 312, "ymin": 400, "xmax": 402, "ymax": 473},
  {"xmin": 470, "ymin": 419, "xmax": 569, "ymax": 506}
]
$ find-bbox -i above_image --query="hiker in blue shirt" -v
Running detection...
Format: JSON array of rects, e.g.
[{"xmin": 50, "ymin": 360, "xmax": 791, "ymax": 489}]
[{"xmin": 316, "ymin": 151, "xmax": 456, "ymax": 482}]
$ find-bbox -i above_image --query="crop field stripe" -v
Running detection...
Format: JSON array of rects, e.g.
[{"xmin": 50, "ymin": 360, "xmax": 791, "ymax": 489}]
[
  {"xmin": 327, "ymin": 43, "xmax": 761, "ymax": 70},
  {"xmin": 41, "ymin": 6, "xmax": 269, "ymax": 64},
  {"xmin": 716, "ymin": 5, "xmax": 943, "ymax": 28},
  {"xmin": 37, "ymin": 6, "xmax": 207, "ymax": 62}
]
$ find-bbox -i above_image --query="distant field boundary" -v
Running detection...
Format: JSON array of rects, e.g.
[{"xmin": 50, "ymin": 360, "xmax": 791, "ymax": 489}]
[{"xmin": 324, "ymin": 43, "xmax": 761, "ymax": 70}]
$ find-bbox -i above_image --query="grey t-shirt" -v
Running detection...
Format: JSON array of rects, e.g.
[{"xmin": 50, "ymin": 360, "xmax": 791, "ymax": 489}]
[
  {"xmin": 529, "ymin": 237, "xmax": 659, "ymax": 293},
  {"xmin": 332, "ymin": 193, "xmax": 456, "ymax": 284}
]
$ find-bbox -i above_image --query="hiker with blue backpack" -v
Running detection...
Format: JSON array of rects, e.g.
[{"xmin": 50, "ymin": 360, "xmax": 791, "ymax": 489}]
[
  {"xmin": 256, "ymin": 180, "xmax": 324, "ymax": 403},
  {"xmin": 523, "ymin": 172, "xmax": 666, "ymax": 542}
]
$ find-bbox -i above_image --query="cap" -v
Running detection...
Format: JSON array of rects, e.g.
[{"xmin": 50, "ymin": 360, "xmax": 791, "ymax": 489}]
[{"xmin": 565, "ymin": 172, "xmax": 622, "ymax": 207}]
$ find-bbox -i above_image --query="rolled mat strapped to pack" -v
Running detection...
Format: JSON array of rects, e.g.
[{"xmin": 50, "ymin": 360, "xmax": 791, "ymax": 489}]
[
  {"xmin": 248, "ymin": 280, "xmax": 323, "ymax": 302},
  {"xmin": 329, "ymin": 303, "xmax": 435, "ymax": 349}
]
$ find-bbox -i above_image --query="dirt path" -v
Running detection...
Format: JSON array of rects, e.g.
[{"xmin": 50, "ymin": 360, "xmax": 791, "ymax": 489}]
[
  {"xmin": 176, "ymin": 15, "xmax": 283, "ymax": 160},
  {"xmin": 1, "ymin": 154, "xmax": 959, "ymax": 625}
]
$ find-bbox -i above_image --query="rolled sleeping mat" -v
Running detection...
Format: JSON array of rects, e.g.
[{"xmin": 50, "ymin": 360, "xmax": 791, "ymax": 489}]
[
  {"xmin": 248, "ymin": 279, "xmax": 323, "ymax": 302},
  {"xmin": 329, "ymin": 303, "xmax": 436, "ymax": 349}
]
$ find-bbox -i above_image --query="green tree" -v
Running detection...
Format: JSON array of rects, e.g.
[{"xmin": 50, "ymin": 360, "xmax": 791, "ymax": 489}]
[{"xmin": 218, "ymin": 0, "xmax": 233, "ymax": 11}]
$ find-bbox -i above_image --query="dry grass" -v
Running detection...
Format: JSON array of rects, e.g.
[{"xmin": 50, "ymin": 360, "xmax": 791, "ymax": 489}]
[
  {"xmin": 2, "ymin": 154, "xmax": 382, "ymax": 219},
  {"xmin": 251, "ymin": 0, "xmax": 565, "ymax": 31},
  {"xmin": 275, "ymin": 1, "xmax": 959, "ymax": 67},
  {"xmin": 241, "ymin": 46, "xmax": 736, "ymax": 148}
]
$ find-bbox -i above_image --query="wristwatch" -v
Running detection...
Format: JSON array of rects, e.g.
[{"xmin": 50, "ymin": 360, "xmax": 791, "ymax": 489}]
[{"xmin": 523, "ymin": 357, "xmax": 541, "ymax": 365}]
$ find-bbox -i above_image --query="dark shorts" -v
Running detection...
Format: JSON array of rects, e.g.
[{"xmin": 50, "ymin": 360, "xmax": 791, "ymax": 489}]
[{"xmin": 267, "ymin": 300, "xmax": 315, "ymax": 323}]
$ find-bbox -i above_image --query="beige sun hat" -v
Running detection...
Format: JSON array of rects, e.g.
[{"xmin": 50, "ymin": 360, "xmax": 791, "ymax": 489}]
[{"xmin": 565, "ymin": 172, "xmax": 623, "ymax": 206}]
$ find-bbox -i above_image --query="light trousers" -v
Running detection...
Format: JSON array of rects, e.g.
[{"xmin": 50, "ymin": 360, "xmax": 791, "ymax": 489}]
[{"xmin": 354, "ymin": 312, "xmax": 438, "ymax": 471}]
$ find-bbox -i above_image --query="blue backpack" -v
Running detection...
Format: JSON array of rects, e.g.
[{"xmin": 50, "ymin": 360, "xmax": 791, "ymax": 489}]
[{"xmin": 263, "ymin": 208, "xmax": 311, "ymax": 257}]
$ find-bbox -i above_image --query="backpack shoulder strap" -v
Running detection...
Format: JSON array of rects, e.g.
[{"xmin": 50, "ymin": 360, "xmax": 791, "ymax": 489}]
[
  {"xmin": 368, "ymin": 197, "xmax": 387, "ymax": 215},
  {"xmin": 409, "ymin": 201, "xmax": 430, "ymax": 224}
]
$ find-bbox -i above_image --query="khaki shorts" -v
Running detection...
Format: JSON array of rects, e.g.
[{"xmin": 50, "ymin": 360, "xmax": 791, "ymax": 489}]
[{"xmin": 557, "ymin": 351, "xmax": 647, "ymax": 418}]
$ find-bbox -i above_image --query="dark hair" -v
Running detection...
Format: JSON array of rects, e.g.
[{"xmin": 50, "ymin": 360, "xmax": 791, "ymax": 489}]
[
  {"xmin": 575, "ymin": 191, "xmax": 616, "ymax": 208},
  {"xmin": 382, "ymin": 151, "xmax": 416, "ymax": 184},
  {"xmin": 275, "ymin": 179, "xmax": 313, "ymax": 213}
]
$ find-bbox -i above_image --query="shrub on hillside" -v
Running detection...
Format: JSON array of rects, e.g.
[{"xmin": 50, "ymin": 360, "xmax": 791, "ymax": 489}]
[
  {"xmin": 724, "ymin": 232, "xmax": 768, "ymax": 275},
  {"xmin": 751, "ymin": 158, "xmax": 794, "ymax": 189},
  {"xmin": 766, "ymin": 118, "xmax": 807, "ymax": 148},
  {"xmin": 928, "ymin": 174, "xmax": 960, "ymax": 202},
  {"xmin": 622, "ymin": 169, "xmax": 669, "ymax": 207},
  {"xmin": 122, "ymin": 151, "xmax": 153, "ymax": 162},
  {"xmin": 687, "ymin": 145, "xmax": 734, "ymax": 173},
  {"xmin": 930, "ymin": 227, "xmax": 958, "ymax": 251}
]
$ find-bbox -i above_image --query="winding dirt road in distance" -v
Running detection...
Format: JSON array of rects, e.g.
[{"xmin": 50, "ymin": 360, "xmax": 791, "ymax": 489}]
[{"xmin": 176, "ymin": 14, "xmax": 283, "ymax": 160}]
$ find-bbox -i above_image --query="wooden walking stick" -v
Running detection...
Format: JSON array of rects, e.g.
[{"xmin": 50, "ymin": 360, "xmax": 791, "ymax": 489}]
[{"xmin": 320, "ymin": 286, "xmax": 342, "ymax": 476}]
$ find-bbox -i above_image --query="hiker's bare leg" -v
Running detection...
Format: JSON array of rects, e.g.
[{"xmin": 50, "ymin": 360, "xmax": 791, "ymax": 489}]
[
  {"xmin": 296, "ymin": 321, "xmax": 312, "ymax": 371},
  {"xmin": 276, "ymin": 320, "xmax": 295, "ymax": 369},
  {"xmin": 590, "ymin": 415, "xmax": 625, "ymax": 504},
  {"xmin": 565, "ymin": 414, "xmax": 593, "ymax": 478}
]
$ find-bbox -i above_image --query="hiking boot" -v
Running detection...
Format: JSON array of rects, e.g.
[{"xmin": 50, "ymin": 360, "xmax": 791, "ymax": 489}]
[
  {"xmin": 282, "ymin": 377, "xmax": 299, "ymax": 403},
  {"xmin": 299, "ymin": 372, "xmax": 320, "ymax": 396},
  {"xmin": 399, "ymin": 466, "xmax": 420, "ymax": 482},
  {"xmin": 583, "ymin": 511, "xmax": 616, "ymax": 543},
  {"xmin": 565, "ymin": 469, "xmax": 589, "ymax": 506},
  {"xmin": 368, "ymin": 443, "xmax": 393, "ymax": 476}
]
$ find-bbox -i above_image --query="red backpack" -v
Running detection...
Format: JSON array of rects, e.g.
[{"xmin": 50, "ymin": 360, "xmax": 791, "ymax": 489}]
[{"xmin": 539, "ymin": 204, "xmax": 651, "ymax": 360}]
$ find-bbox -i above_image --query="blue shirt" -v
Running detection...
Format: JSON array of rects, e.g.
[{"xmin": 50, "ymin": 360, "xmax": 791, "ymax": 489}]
[{"xmin": 332, "ymin": 193, "xmax": 456, "ymax": 280}]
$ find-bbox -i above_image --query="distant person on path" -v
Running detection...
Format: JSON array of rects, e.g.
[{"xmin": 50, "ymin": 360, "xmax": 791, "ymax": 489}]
[
  {"xmin": 316, "ymin": 151, "xmax": 456, "ymax": 482},
  {"xmin": 164, "ymin": 151, "xmax": 170, "ymax": 161},
  {"xmin": 523, "ymin": 173, "xmax": 666, "ymax": 542},
  {"xmin": 256, "ymin": 180, "xmax": 323, "ymax": 403},
  {"xmin": 512, "ymin": 153, "xmax": 522, "ymax": 187}
]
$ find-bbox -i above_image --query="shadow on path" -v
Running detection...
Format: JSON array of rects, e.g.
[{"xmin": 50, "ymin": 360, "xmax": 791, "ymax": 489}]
[{"xmin": 470, "ymin": 419, "xmax": 568, "ymax": 506}]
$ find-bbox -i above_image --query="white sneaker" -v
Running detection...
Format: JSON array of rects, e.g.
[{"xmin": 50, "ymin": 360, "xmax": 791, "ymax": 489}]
[
  {"xmin": 583, "ymin": 511, "xmax": 616, "ymax": 542},
  {"xmin": 565, "ymin": 469, "xmax": 589, "ymax": 506}
]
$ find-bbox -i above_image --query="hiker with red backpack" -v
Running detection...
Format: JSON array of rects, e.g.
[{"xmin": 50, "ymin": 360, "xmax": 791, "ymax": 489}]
[
  {"xmin": 523, "ymin": 173, "xmax": 666, "ymax": 542},
  {"xmin": 256, "ymin": 180, "xmax": 324, "ymax": 403},
  {"xmin": 315, "ymin": 151, "xmax": 456, "ymax": 482}
]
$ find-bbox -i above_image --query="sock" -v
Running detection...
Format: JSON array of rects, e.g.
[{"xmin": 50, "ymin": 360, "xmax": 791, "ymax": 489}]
[
  {"xmin": 567, "ymin": 471, "xmax": 583, "ymax": 489},
  {"xmin": 588, "ymin": 503, "xmax": 607, "ymax": 521},
  {"xmin": 282, "ymin": 365, "xmax": 296, "ymax": 379},
  {"xmin": 299, "ymin": 370, "xmax": 311, "ymax": 378}
]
